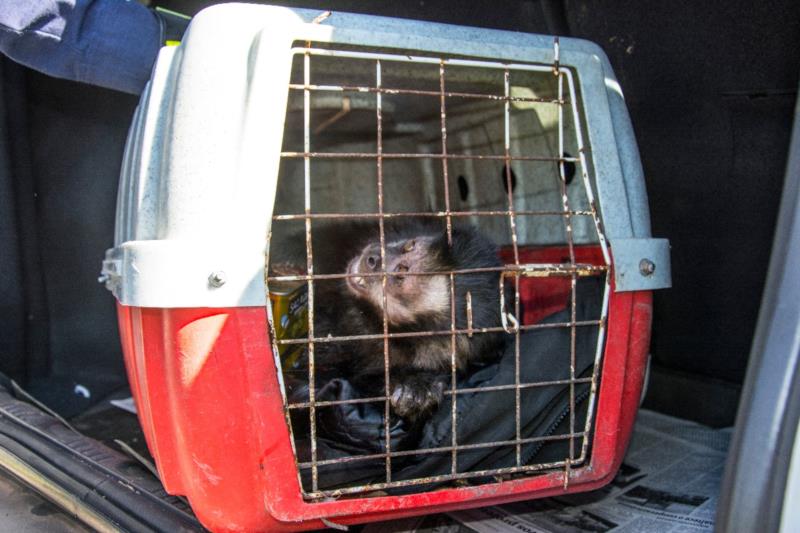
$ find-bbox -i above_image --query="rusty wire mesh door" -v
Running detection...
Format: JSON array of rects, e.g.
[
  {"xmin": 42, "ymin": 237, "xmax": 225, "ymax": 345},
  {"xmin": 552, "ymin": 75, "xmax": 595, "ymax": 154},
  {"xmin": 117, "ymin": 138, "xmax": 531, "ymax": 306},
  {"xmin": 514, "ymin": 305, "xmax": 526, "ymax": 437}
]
[{"xmin": 266, "ymin": 41, "xmax": 611, "ymax": 499}]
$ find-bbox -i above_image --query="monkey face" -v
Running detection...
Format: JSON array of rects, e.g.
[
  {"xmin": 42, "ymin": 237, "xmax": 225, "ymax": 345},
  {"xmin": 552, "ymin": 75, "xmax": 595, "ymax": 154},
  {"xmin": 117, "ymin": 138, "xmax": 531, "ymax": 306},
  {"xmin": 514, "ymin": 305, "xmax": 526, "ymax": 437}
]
[{"xmin": 345, "ymin": 235, "xmax": 450, "ymax": 325}]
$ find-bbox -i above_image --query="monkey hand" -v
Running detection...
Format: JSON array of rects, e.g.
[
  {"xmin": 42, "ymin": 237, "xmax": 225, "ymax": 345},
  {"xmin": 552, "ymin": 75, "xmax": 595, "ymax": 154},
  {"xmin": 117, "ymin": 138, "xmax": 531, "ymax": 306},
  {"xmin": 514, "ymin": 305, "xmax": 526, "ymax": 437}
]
[{"xmin": 390, "ymin": 375, "xmax": 446, "ymax": 421}]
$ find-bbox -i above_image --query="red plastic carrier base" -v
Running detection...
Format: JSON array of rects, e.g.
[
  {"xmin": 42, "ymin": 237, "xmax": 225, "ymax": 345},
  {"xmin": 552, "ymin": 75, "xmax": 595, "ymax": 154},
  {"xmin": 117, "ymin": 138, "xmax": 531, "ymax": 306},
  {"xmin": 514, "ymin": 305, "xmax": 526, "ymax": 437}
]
[{"xmin": 117, "ymin": 245, "xmax": 652, "ymax": 532}]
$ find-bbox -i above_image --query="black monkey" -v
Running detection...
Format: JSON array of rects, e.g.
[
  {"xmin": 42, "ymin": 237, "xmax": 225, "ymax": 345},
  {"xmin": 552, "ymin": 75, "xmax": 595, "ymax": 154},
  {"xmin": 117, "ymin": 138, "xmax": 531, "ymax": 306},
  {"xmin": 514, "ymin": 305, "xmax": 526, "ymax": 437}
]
[{"xmin": 270, "ymin": 219, "xmax": 506, "ymax": 421}]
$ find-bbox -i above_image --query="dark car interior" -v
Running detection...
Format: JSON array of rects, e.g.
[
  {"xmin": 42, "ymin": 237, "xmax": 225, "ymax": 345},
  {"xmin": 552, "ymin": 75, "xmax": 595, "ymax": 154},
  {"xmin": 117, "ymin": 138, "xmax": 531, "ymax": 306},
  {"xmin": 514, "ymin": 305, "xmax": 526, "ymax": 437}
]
[{"xmin": 0, "ymin": 0, "xmax": 798, "ymax": 530}]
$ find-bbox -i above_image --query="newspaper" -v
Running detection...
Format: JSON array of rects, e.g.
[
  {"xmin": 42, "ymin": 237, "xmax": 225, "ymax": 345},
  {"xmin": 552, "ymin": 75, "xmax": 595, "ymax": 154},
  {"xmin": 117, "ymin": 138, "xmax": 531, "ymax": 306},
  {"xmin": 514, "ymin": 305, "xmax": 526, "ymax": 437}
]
[{"xmin": 363, "ymin": 409, "xmax": 731, "ymax": 533}]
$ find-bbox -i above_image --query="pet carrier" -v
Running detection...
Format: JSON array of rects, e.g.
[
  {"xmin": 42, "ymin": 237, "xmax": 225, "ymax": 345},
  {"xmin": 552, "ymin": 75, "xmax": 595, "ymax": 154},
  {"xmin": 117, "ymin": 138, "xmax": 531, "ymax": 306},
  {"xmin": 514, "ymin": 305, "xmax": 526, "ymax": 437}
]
[{"xmin": 101, "ymin": 4, "xmax": 671, "ymax": 531}]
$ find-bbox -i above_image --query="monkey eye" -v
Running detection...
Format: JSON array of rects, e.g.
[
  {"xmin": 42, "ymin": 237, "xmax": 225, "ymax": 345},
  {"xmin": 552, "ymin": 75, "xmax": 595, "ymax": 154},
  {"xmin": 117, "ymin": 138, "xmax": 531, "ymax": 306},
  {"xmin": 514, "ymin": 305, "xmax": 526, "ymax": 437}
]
[{"xmin": 402, "ymin": 240, "xmax": 416, "ymax": 253}]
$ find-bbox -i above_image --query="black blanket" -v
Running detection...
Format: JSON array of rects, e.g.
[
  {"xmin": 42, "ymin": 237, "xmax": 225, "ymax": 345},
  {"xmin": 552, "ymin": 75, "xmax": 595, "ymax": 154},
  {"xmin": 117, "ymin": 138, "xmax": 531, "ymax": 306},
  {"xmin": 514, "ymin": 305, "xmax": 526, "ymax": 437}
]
[{"xmin": 291, "ymin": 278, "xmax": 603, "ymax": 492}]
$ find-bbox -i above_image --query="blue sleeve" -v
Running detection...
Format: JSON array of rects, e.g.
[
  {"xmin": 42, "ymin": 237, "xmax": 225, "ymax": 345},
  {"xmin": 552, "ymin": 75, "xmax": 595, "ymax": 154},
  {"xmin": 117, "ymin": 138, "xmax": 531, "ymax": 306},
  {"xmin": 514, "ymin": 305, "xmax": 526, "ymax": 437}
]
[{"xmin": 0, "ymin": 0, "xmax": 162, "ymax": 95}]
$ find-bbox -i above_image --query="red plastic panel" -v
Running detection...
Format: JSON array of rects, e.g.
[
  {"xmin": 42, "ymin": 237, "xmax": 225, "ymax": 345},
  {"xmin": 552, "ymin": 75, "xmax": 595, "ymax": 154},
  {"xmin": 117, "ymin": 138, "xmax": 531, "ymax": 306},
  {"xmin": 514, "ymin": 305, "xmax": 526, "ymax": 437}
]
[
  {"xmin": 117, "ymin": 246, "xmax": 652, "ymax": 532},
  {"xmin": 500, "ymin": 245, "xmax": 607, "ymax": 325}
]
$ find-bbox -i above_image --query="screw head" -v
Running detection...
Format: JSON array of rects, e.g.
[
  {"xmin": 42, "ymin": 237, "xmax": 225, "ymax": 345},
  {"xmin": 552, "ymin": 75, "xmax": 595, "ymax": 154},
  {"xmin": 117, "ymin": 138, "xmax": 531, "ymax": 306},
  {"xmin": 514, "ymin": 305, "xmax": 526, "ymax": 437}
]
[
  {"xmin": 208, "ymin": 271, "xmax": 227, "ymax": 288},
  {"xmin": 639, "ymin": 259, "xmax": 656, "ymax": 277}
]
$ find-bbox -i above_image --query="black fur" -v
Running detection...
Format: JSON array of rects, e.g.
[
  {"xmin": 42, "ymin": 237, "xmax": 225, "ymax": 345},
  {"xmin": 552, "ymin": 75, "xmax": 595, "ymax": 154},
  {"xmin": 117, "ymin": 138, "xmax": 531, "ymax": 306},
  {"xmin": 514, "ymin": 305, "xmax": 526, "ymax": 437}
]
[{"xmin": 271, "ymin": 219, "xmax": 506, "ymax": 421}]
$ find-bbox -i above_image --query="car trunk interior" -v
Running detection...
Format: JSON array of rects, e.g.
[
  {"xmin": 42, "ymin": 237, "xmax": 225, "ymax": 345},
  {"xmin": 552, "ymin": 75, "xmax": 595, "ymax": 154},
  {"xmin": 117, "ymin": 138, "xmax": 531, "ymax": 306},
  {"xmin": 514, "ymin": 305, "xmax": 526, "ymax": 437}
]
[{"xmin": 0, "ymin": 0, "xmax": 798, "ymax": 529}]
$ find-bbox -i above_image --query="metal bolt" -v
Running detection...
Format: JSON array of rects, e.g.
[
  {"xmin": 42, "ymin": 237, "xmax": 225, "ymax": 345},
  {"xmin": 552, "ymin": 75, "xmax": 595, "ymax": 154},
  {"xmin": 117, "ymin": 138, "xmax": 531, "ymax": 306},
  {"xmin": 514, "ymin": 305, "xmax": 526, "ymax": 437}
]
[
  {"xmin": 208, "ymin": 271, "xmax": 227, "ymax": 288},
  {"xmin": 639, "ymin": 259, "xmax": 656, "ymax": 277}
]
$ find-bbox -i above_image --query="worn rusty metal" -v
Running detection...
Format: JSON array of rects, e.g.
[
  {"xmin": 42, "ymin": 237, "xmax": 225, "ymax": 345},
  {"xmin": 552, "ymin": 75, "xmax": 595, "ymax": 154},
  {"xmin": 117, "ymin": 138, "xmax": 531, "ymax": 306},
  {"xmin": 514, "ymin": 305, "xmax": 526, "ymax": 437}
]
[
  {"xmin": 518, "ymin": 263, "xmax": 607, "ymax": 277},
  {"xmin": 298, "ymin": 432, "xmax": 586, "ymax": 470},
  {"xmin": 288, "ymin": 82, "xmax": 566, "ymax": 105},
  {"xmin": 301, "ymin": 49, "xmax": 319, "ymax": 493},
  {"xmin": 273, "ymin": 209, "xmax": 594, "ymax": 220},
  {"xmin": 501, "ymin": 68, "xmax": 524, "ymax": 468},
  {"xmin": 375, "ymin": 59, "xmax": 394, "ymax": 483},
  {"xmin": 466, "ymin": 291, "xmax": 473, "ymax": 338},
  {"xmin": 286, "ymin": 376, "xmax": 594, "ymax": 410},
  {"xmin": 436, "ymin": 60, "xmax": 461, "ymax": 475},
  {"xmin": 312, "ymin": 95, "xmax": 351, "ymax": 135},
  {"xmin": 555, "ymin": 59, "xmax": 577, "ymax": 489},
  {"xmin": 301, "ymin": 454, "xmax": 585, "ymax": 500},
  {"xmin": 449, "ymin": 272, "xmax": 458, "ymax": 475},
  {"xmin": 276, "ymin": 319, "xmax": 602, "ymax": 346},
  {"xmin": 280, "ymin": 151, "xmax": 576, "ymax": 162},
  {"xmin": 270, "ymin": 42, "xmax": 616, "ymax": 501},
  {"xmin": 439, "ymin": 60, "xmax": 454, "ymax": 247},
  {"xmin": 269, "ymin": 263, "xmax": 608, "ymax": 283},
  {"xmin": 375, "ymin": 60, "xmax": 392, "ymax": 483}
]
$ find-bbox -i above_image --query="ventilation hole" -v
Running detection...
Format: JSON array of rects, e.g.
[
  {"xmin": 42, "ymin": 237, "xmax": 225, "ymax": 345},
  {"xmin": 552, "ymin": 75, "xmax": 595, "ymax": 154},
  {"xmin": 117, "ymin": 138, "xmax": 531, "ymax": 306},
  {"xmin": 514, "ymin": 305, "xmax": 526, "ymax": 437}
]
[
  {"xmin": 457, "ymin": 175, "xmax": 469, "ymax": 202},
  {"xmin": 500, "ymin": 165, "xmax": 517, "ymax": 193},
  {"xmin": 563, "ymin": 152, "xmax": 576, "ymax": 185}
]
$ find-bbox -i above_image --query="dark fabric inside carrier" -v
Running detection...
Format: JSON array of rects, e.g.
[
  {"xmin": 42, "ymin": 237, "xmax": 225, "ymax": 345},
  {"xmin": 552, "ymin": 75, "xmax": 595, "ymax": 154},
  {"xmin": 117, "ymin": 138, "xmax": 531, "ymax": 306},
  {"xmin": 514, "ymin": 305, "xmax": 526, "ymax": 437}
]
[{"xmin": 291, "ymin": 277, "xmax": 602, "ymax": 493}]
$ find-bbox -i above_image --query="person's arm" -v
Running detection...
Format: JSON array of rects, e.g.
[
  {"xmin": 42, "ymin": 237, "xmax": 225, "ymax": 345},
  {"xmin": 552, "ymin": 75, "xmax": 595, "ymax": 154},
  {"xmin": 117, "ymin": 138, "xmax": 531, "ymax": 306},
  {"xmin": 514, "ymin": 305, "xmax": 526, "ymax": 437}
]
[{"xmin": 0, "ymin": 0, "xmax": 162, "ymax": 95}]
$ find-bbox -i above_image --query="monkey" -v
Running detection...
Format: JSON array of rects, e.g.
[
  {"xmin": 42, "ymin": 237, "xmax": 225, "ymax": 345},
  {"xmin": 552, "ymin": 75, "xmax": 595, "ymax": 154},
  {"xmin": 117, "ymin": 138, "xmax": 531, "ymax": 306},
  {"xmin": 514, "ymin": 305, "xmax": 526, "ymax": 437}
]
[{"xmin": 270, "ymin": 219, "xmax": 507, "ymax": 422}]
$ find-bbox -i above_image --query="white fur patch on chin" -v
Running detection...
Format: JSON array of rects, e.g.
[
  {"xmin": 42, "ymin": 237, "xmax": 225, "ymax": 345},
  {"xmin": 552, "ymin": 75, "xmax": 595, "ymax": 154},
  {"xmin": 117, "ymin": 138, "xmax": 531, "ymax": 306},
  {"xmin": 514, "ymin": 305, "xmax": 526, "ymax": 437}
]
[
  {"xmin": 376, "ymin": 275, "xmax": 450, "ymax": 326},
  {"xmin": 365, "ymin": 285, "xmax": 418, "ymax": 324},
  {"xmin": 415, "ymin": 276, "xmax": 450, "ymax": 316}
]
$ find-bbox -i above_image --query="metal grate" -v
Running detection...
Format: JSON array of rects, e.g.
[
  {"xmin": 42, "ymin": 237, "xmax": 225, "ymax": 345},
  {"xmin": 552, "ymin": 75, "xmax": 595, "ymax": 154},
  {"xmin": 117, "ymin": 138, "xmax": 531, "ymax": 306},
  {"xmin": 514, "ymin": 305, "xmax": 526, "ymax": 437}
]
[{"xmin": 266, "ymin": 41, "xmax": 612, "ymax": 500}]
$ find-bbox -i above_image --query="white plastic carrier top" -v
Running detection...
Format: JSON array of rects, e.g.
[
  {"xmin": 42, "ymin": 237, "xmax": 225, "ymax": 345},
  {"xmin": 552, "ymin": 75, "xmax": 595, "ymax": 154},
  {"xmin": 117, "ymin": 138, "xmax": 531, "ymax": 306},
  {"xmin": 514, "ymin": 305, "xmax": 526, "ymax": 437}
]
[{"xmin": 101, "ymin": 3, "xmax": 670, "ymax": 308}]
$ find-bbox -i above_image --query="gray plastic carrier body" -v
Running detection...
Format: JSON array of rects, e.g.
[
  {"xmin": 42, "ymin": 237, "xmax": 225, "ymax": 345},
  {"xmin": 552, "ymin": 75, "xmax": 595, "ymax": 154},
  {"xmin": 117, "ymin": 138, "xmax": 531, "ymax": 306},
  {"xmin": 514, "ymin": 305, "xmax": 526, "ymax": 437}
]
[{"xmin": 101, "ymin": 3, "xmax": 670, "ymax": 308}]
